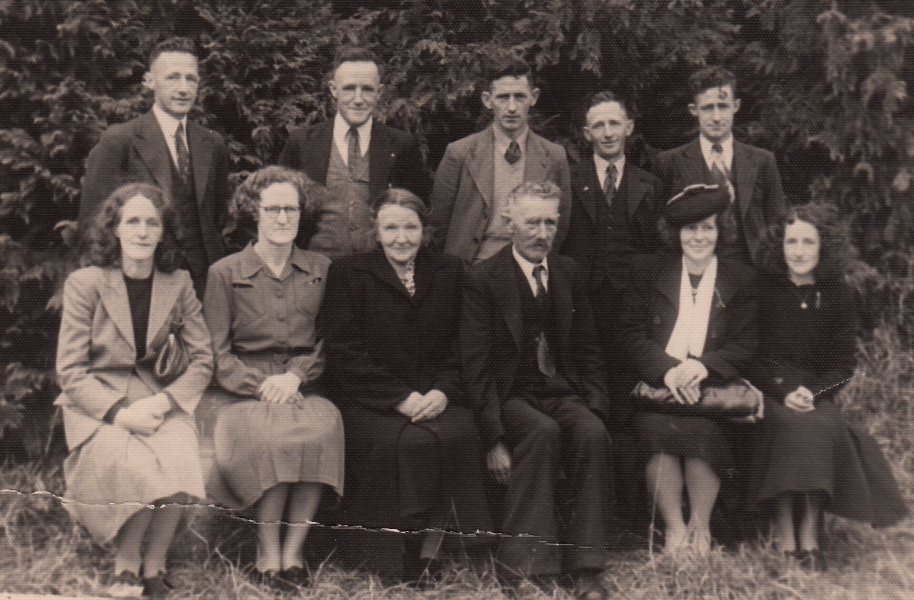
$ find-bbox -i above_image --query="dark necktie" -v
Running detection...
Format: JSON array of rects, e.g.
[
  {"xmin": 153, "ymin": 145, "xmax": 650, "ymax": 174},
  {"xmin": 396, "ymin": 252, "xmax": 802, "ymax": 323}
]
[
  {"xmin": 603, "ymin": 163, "xmax": 617, "ymax": 205},
  {"xmin": 175, "ymin": 122, "xmax": 190, "ymax": 182},
  {"xmin": 505, "ymin": 140, "xmax": 522, "ymax": 165},
  {"xmin": 348, "ymin": 126, "xmax": 361, "ymax": 177},
  {"xmin": 532, "ymin": 265, "xmax": 557, "ymax": 377},
  {"xmin": 710, "ymin": 143, "xmax": 731, "ymax": 182}
]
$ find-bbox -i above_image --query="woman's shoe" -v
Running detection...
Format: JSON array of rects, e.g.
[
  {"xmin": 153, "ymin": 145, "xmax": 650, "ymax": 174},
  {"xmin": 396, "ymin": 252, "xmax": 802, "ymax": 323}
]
[
  {"xmin": 278, "ymin": 565, "xmax": 311, "ymax": 589},
  {"xmin": 797, "ymin": 549, "xmax": 827, "ymax": 572},
  {"xmin": 141, "ymin": 572, "xmax": 175, "ymax": 599},
  {"xmin": 108, "ymin": 570, "xmax": 144, "ymax": 599}
]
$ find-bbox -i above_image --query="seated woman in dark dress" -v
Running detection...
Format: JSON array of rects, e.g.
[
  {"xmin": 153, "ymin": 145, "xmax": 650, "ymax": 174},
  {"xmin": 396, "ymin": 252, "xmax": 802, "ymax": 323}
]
[
  {"xmin": 748, "ymin": 203, "xmax": 907, "ymax": 569},
  {"xmin": 200, "ymin": 166, "xmax": 344, "ymax": 588},
  {"xmin": 618, "ymin": 184, "xmax": 759, "ymax": 556},
  {"xmin": 319, "ymin": 188, "xmax": 491, "ymax": 579}
]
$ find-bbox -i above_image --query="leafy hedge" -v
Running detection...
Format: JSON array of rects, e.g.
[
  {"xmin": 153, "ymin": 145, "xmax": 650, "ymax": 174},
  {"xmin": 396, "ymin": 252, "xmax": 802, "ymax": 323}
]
[{"xmin": 1, "ymin": 0, "xmax": 913, "ymax": 457}]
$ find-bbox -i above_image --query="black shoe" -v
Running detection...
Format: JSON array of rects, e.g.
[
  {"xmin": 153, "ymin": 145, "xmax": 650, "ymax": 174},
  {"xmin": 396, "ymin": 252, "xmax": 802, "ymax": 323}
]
[
  {"xmin": 797, "ymin": 549, "xmax": 828, "ymax": 572},
  {"xmin": 108, "ymin": 571, "xmax": 143, "ymax": 599},
  {"xmin": 278, "ymin": 565, "xmax": 311, "ymax": 589},
  {"xmin": 250, "ymin": 568, "xmax": 297, "ymax": 592},
  {"xmin": 141, "ymin": 573, "xmax": 174, "ymax": 599}
]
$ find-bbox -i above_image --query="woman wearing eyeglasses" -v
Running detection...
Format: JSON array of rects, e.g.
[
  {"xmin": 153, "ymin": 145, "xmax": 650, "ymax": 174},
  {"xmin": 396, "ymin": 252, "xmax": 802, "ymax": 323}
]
[{"xmin": 199, "ymin": 166, "xmax": 344, "ymax": 590}]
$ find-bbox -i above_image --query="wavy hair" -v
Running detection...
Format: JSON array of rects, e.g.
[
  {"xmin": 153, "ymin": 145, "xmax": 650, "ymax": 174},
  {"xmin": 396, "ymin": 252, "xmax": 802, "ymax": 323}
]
[
  {"xmin": 756, "ymin": 203, "xmax": 856, "ymax": 281},
  {"xmin": 656, "ymin": 209, "xmax": 740, "ymax": 254},
  {"xmin": 229, "ymin": 165, "xmax": 324, "ymax": 246},
  {"xmin": 82, "ymin": 183, "xmax": 183, "ymax": 272}
]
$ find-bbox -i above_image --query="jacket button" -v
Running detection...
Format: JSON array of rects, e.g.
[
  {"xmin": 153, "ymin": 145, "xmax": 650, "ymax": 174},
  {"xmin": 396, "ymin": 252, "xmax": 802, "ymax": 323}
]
[{"xmin": 473, "ymin": 237, "xmax": 480, "ymax": 244}]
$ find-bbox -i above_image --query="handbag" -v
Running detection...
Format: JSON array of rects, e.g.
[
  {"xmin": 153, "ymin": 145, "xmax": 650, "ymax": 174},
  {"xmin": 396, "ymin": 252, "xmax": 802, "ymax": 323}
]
[
  {"xmin": 153, "ymin": 315, "xmax": 189, "ymax": 381},
  {"xmin": 630, "ymin": 378, "xmax": 764, "ymax": 422}
]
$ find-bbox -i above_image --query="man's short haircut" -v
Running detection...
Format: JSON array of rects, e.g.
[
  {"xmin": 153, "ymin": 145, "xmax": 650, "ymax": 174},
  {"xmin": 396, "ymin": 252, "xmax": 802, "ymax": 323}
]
[
  {"xmin": 688, "ymin": 66, "xmax": 737, "ymax": 100},
  {"xmin": 486, "ymin": 55, "xmax": 533, "ymax": 88},
  {"xmin": 507, "ymin": 181, "xmax": 561, "ymax": 208},
  {"xmin": 585, "ymin": 91, "xmax": 630, "ymax": 121},
  {"xmin": 148, "ymin": 37, "xmax": 198, "ymax": 69},
  {"xmin": 331, "ymin": 45, "xmax": 383, "ymax": 79}
]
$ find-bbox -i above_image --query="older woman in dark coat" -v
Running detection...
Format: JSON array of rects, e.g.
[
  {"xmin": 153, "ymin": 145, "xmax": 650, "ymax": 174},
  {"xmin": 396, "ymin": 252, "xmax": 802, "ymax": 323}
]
[{"xmin": 319, "ymin": 188, "xmax": 491, "ymax": 579}]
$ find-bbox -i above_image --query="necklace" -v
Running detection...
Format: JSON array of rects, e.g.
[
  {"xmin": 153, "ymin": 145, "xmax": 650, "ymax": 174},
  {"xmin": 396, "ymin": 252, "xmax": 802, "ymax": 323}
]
[{"xmin": 790, "ymin": 286, "xmax": 820, "ymax": 310}]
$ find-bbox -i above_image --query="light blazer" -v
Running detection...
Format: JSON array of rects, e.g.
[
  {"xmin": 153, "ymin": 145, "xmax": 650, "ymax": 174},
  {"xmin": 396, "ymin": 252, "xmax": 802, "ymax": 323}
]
[
  {"xmin": 277, "ymin": 119, "xmax": 432, "ymax": 202},
  {"xmin": 429, "ymin": 125, "xmax": 572, "ymax": 264},
  {"xmin": 618, "ymin": 255, "xmax": 758, "ymax": 389},
  {"xmin": 460, "ymin": 246, "xmax": 607, "ymax": 448},
  {"xmin": 561, "ymin": 158, "xmax": 662, "ymax": 293},
  {"xmin": 79, "ymin": 111, "xmax": 230, "ymax": 266},
  {"xmin": 55, "ymin": 266, "xmax": 213, "ymax": 450},
  {"xmin": 652, "ymin": 138, "xmax": 786, "ymax": 266}
]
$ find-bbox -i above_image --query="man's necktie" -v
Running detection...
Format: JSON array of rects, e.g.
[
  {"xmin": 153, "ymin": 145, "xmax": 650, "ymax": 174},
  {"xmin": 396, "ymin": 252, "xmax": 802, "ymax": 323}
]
[
  {"xmin": 348, "ymin": 127, "xmax": 361, "ymax": 177},
  {"xmin": 175, "ymin": 122, "xmax": 190, "ymax": 182},
  {"xmin": 505, "ymin": 140, "xmax": 522, "ymax": 165},
  {"xmin": 532, "ymin": 265, "xmax": 557, "ymax": 377},
  {"xmin": 710, "ymin": 143, "xmax": 735, "ymax": 202},
  {"xmin": 603, "ymin": 163, "xmax": 617, "ymax": 205}
]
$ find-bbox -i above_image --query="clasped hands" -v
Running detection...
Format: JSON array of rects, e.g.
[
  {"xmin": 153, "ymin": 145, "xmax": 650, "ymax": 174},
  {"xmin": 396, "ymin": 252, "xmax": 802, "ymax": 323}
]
[
  {"xmin": 113, "ymin": 392, "xmax": 173, "ymax": 436},
  {"xmin": 396, "ymin": 389, "xmax": 448, "ymax": 423},
  {"xmin": 663, "ymin": 358, "xmax": 709, "ymax": 405},
  {"xmin": 784, "ymin": 386, "xmax": 815, "ymax": 412}
]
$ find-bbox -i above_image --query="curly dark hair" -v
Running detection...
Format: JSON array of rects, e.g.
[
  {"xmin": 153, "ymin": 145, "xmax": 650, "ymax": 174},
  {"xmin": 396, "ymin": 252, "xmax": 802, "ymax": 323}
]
[
  {"xmin": 656, "ymin": 209, "xmax": 740, "ymax": 255},
  {"xmin": 756, "ymin": 203, "xmax": 857, "ymax": 281},
  {"xmin": 372, "ymin": 188, "xmax": 434, "ymax": 247},
  {"xmin": 229, "ymin": 165, "xmax": 324, "ymax": 247},
  {"xmin": 83, "ymin": 183, "xmax": 184, "ymax": 272},
  {"xmin": 148, "ymin": 37, "xmax": 198, "ymax": 69},
  {"xmin": 688, "ymin": 66, "xmax": 737, "ymax": 101}
]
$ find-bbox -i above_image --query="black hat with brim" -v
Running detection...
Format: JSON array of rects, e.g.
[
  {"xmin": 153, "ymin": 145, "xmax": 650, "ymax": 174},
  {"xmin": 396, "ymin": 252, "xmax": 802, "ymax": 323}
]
[{"xmin": 664, "ymin": 183, "xmax": 731, "ymax": 227}]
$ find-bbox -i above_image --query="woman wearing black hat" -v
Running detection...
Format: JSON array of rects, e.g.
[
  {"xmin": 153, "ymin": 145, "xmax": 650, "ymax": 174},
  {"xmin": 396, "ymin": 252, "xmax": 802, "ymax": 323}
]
[{"xmin": 618, "ymin": 184, "xmax": 759, "ymax": 556}]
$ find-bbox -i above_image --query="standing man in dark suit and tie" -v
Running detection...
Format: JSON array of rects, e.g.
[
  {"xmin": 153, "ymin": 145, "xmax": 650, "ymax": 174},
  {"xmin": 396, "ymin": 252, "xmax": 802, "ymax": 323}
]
[
  {"xmin": 561, "ymin": 92, "xmax": 662, "ymax": 406},
  {"xmin": 80, "ymin": 37, "xmax": 230, "ymax": 296},
  {"xmin": 278, "ymin": 46, "xmax": 431, "ymax": 259},
  {"xmin": 652, "ymin": 66, "xmax": 786, "ymax": 267},
  {"xmin": 461, "ymin": 182, "xmax": 610, "ymax": 600},
  {"xmin": 430, "ymin": 57, "xmax": 571, "ymax": 265}
]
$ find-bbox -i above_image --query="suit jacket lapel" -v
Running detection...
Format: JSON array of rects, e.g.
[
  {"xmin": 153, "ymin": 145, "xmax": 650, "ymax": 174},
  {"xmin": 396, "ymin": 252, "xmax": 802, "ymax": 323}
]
[
  {"xmin": 549, "ymin": 257, "xmax": 573, "ymax": 348},
  {"xmin": 187, "ymin": 121, "xmax": 213, "ymax": 206},
  {"xmin": 411, "ymin": 251, "xmax": 438, "ymax": 306},
  {"xmin": 524, "ymin": 133, "xmax": 552, "ymax": 184},
  {"xmin": 368, "ymin": 121, "xmax": 394, "ymax": 200},
  {"xmin": 680, "ymin": 139, "xmax": 710, "ymax": 185},
  {"xmin": 655, "ymin": 259, "xmax": 682, "ymax": 306},
  {"xmin": 146, "ymin": 270, "xmax": 181, "ymax": 355},
  {"xmin": 99, "ymin": 269, "xmax": 135, "ymax": 353},
  {"xmin": 709, "ymin": 262, "xmax": 737, "ymax": 325},
  {"xmin": 312, "ymin": 121, "xmax": 334, "ymax": 185},
  {"xmin": 573, "ymin": 159, "xmax": 602, "ymax": 225},
  {"xmin": 488, "ymin": 249, "xmax": 523, "ymax": 349},
  {"xmin": 621, "ymin": 164, "xmax": 648, "ymax": 217},
  {"xmin": 467, "ymin": 127, "xmax": 495, "ymax": 207},
  {"xmin": 133, "ymin": 112, "xmax": 173, "ymax": 195},
  {"xmin": 358, "ymin": 250, "xmax": 413, "ymax": 300},
  {"xmin": 733, "ymin": 141, "xmax": 758, "ymax": 216}
]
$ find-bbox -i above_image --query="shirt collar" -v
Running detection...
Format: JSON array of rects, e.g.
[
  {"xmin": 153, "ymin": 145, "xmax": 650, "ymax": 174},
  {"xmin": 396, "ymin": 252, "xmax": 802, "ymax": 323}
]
[
  {"xmin": 593, "ymin": 153, "xmax": 625, "ymax": 187},
  {"xmin": 492, "ymin": 124, "xmax": 529, "ymax": 156},
  {"xmin": 152, "ymin": 104, "xmax": 186, "ymax": 139},
  {"xmin": 333, "ymin": 112, "xmax": 372, "ymax": 157},
  {"xmin": 512, "ymin": 245, "xmax": 547, "ymax": 277},
  {"xmin": 699, "ymin": 134, "xmax": 733, "ymax": 163},
  {"xmin": 238, "ymin": 243, "xmax": 316, "ymax": 279}
]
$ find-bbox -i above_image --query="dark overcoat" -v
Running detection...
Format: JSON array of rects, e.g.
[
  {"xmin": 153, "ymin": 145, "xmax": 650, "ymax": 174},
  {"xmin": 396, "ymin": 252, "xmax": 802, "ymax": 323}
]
[{"xmin": 318, "ymin": 248, "xmax": 488, "ymax": 532}]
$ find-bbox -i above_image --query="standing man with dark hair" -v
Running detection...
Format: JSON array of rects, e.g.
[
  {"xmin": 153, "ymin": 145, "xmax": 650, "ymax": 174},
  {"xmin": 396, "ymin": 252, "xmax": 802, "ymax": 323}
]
[
  {"xmin": 278, "ymin": 46, "xmax": 431, "ymax": 259},
  {"xmin": 561, "ymin": 91, "xmax": 662, "ymax": 408},
  {"xmin": 461, "ymin": 181, "xmax": 610, "ymax": 599},
  {"xmin": 80, "ymin": 37, "xmax": 230, "ymax": 296},
  {"xmin": 652, "ymin": 66, "xmax": 786, "ymax": 267},
  {"xmin": 430, "ymin": 57, "xmax": 571, "ymax": 265}
]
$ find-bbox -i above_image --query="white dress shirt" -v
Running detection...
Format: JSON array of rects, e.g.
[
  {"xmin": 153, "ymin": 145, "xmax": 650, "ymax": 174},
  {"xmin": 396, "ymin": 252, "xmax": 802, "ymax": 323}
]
[{"xmin": 332, "ymin": 112, "xmax": 372, "ymax": 165}]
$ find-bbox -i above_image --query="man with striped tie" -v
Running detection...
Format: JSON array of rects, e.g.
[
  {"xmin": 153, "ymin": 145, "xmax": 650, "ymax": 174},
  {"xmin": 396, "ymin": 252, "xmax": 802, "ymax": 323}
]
[
  {"xmin": 80, "ymin": 37, "xmax": 229, "ymax": 296},
  {"xmin": 652, "ymin": 66, "xmax": 786, "ymax": 267}
]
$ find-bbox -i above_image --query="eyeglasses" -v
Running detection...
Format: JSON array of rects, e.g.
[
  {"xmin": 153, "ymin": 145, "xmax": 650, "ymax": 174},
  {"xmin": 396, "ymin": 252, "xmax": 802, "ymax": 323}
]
[{"xmin": 260, "ymin": 206, "xmax": 301, "ymax": 218}]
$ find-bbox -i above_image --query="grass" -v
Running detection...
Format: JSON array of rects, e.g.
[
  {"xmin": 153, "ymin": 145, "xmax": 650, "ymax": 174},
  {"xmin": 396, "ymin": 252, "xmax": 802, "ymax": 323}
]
[{"xmin": 2, "ymin": 325, "xmax": 914, "ymax": 598}]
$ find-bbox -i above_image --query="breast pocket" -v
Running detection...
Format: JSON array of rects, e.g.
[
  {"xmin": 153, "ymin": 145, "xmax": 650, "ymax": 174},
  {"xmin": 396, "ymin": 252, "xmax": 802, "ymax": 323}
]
[
  {"xmin": 294, "ymin": 274, "xmax": 326, "ymax": 317},
  {"xmin": 232, "ymin": 281, "xmax": 267, "ymax": 326}
]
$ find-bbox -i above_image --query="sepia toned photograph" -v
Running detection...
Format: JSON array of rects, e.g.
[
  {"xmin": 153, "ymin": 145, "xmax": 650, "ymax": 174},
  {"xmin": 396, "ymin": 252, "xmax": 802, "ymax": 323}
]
[{"xmin": 1, "ymin": 1, "xmax": 912, "ymax": 598}]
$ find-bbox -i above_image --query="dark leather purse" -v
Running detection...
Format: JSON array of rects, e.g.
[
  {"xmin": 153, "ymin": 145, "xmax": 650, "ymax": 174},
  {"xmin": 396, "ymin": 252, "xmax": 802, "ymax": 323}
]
[
  {"xmin": 630, "ymin": 378, "xmax": 764, "ymax": 422},
  {"xmin": 154, "ymin": 315, "xmax": 189, "ymax": 382}
]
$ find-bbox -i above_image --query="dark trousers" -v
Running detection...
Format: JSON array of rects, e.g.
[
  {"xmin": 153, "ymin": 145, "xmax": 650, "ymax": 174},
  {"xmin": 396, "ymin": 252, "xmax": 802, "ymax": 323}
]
[{"xmin": 496, "ymin": 395, "xmax": 611, "ymax": 576}]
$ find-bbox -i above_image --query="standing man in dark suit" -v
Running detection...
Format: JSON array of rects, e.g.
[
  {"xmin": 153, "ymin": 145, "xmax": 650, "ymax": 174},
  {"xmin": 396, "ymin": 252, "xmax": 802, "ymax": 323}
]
[
  {"xmin": 80, "ymin": 37, "xmax": 230, "ymax": 296},
  {"xmin": 278, "ymin": 47, "xmax": 431, "ymax": 259},
  {"xmin": 652, "ymin": 66, "xmax": 786, "ymax": 267},
  {"xmin": 430, "ymin": 57, "xmax": 571, "ymax": 265},
  {"xmin": 561, "ymin": 91, "xmax": 662, "ymax": 405},
  {"xmin": 461, "ymin": 182, "xmax": 610, "ymax": 600}
]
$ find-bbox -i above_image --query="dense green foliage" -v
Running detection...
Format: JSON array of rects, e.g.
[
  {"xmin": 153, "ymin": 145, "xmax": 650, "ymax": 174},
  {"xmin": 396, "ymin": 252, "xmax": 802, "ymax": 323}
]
[{"xmin": 1, "ymin": 0, "xmax": 913, "ymax": 457}]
